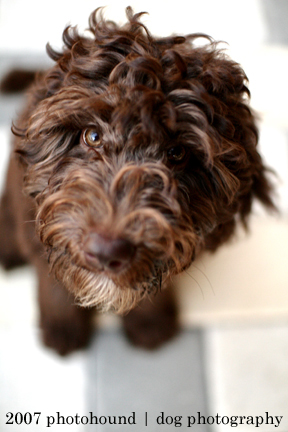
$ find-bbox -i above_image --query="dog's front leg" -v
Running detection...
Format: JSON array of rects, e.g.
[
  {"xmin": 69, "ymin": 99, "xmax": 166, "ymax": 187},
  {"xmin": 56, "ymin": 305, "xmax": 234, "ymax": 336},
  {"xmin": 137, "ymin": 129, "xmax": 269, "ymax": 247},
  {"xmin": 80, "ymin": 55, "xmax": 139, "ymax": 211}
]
[
  {"xmin": 34, "ymin": 256, "xmax": 95, "ymax": 355},
  {"xmin": 122, "ymin": 284, "xmax": 179, "ymax": 349}
]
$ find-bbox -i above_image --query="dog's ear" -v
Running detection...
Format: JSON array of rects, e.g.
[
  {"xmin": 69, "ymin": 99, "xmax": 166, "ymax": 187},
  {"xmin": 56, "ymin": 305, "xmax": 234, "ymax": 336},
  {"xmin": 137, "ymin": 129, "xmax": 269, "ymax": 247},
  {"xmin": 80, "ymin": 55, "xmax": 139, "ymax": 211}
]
[
  {"xmin": 178, "ymin": 44, "xmax": 276, "ymax": 248},
  {"xmin": 200, "ymin": 53, "xmax": 275, "ymax": 217}
]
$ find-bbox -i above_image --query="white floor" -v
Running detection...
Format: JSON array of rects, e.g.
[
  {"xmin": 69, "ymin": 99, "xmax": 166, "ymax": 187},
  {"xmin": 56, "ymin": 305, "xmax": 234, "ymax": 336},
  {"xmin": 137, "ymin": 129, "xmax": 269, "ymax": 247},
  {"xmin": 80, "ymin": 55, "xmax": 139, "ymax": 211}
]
[{"xmin": 206, "ymin": 324, "xmax": 288, "ymax": 430}]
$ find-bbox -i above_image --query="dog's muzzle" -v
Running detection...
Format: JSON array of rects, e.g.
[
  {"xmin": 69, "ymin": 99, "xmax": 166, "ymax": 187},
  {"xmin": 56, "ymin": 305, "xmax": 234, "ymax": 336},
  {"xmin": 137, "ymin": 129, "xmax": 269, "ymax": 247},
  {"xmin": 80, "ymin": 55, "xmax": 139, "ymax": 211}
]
[{"xmin": 35, "ymin": 160, "xmax": 196, "ymax": 311}]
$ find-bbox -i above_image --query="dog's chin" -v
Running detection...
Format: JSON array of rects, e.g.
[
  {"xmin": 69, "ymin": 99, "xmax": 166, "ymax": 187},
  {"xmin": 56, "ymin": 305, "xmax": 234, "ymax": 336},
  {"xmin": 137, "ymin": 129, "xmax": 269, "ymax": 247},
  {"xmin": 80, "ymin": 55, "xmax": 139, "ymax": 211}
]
[
  {"xmin": 72, "ymin": 271, "xmax": 149, "ymax": 314},
  {"xmin": 49, "ymin": 250, "xmax": 165, "ymax": 314}
]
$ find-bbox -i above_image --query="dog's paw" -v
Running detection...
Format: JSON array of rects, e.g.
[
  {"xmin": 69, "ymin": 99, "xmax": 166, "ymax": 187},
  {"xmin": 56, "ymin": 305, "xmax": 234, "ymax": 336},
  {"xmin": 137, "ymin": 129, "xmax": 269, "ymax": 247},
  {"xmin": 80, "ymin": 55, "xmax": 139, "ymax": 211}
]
[
  {"xmin": 40, "ymin": 317, "xmax": 93, "ymax": 356},
  {"xmin": 123, "ymin": 311, "xmax": 179, "ymax": 350},
  {"xmin": 122, "ymin": 291, "xmax": 179, "ymax": 350}
]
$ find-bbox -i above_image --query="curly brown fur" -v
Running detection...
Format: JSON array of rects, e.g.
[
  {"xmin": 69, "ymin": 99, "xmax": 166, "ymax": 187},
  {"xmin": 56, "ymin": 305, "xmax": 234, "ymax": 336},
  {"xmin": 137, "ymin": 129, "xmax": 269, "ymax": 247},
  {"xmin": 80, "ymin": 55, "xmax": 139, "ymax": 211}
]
[{"xmin": 0, "ymin": 7, "xmax": 275, "ymax": 354}]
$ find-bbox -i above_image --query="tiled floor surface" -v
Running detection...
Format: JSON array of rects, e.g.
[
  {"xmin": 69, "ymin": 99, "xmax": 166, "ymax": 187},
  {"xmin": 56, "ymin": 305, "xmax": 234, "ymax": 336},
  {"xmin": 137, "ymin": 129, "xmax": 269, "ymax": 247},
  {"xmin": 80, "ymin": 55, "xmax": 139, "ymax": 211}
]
[{"xmin": 0, "ymin": 1, "xmax": 288, "ymax": 431}]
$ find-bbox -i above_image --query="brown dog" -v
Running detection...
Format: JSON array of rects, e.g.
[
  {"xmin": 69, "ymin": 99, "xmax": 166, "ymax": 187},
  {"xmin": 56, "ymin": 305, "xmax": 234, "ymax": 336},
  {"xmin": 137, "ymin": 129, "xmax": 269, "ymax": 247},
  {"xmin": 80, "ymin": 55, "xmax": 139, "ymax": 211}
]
[{"xmin": 0, "ymin": 8, "xmax": 274, "ymax": 355}]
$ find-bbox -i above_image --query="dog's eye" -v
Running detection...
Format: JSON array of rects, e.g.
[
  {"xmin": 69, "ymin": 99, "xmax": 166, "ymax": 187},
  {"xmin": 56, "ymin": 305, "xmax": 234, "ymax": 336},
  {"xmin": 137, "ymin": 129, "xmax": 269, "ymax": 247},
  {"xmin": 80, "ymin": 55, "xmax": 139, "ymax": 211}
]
[
  {"xmin": 167, "ymin": 145, "xmax": 186, "ymax": 163},
  {"xmin": 82, "ymin": 128, "xmax": 102, "ymax": 147}
]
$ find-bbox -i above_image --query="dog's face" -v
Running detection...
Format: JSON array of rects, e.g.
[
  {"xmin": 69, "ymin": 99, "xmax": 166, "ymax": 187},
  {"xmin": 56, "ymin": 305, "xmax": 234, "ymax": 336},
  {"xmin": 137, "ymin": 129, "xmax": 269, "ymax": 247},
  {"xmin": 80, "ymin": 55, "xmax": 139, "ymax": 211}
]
[{"xmin": 15, "ymin": 8, "xmax": 273, "ymax": 313}]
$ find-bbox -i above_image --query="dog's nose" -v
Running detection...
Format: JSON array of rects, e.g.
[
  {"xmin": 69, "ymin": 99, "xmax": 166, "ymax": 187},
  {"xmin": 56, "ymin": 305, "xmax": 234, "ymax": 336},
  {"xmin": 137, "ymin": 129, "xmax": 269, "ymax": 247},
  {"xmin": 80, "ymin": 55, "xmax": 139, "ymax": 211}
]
[{"xmin": 83, "ymin": 232, "xmax": 135, "ymax": 272}]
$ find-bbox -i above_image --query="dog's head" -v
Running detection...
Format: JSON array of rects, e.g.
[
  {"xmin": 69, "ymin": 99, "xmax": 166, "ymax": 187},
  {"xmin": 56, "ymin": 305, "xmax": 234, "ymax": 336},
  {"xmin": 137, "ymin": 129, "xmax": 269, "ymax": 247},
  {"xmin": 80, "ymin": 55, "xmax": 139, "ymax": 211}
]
[{"xmin": 15, "ymin": 8, "xmax": 274, "ymax": 312}]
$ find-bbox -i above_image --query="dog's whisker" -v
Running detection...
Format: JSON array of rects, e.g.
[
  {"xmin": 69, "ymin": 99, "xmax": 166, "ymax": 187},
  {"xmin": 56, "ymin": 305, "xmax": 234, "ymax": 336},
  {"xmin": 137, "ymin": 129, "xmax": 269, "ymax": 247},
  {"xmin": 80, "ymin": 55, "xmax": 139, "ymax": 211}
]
[
  {"xmin": 184, "ymin": 269, "xmax": 205, "ymax": 301},
  {"xmin": 190, "ymin": 263, "xmax": 215, "ymax": 296}
]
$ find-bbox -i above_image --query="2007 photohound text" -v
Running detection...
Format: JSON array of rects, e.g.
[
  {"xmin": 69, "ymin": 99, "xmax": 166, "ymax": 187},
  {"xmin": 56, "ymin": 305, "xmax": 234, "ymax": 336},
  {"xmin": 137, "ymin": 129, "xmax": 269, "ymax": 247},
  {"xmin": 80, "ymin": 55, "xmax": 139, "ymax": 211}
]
[{"xmin": 5, "ymin": 411, "xmax": 284, "ymax": 428}]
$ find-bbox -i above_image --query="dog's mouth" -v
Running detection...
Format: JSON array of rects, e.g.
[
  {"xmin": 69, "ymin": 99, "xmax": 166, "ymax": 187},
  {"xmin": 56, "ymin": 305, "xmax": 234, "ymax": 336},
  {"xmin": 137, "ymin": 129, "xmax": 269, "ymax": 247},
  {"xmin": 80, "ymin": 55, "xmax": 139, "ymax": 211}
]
[
  {"xmin": 41, "ymin": 215, "xmax": 192, "ymax": 313},
  {"xmin": 78, "ymin": 230, "xmax": 172, "ymax": 301},
  {"xmin": 46, "ymin": 238, "xmax": 168, "ymax": 313},
  {"xmin": 42, "ymin": 221, "xmax": 191, "ymax": 313}
]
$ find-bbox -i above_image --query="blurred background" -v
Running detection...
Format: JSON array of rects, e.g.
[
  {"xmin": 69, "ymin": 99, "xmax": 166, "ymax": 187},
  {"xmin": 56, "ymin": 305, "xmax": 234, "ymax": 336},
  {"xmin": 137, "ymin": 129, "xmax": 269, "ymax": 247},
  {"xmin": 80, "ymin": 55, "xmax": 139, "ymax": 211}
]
[{"xmin": 0, "ymin": 1, "xmax": 287, "ymax": 431}]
